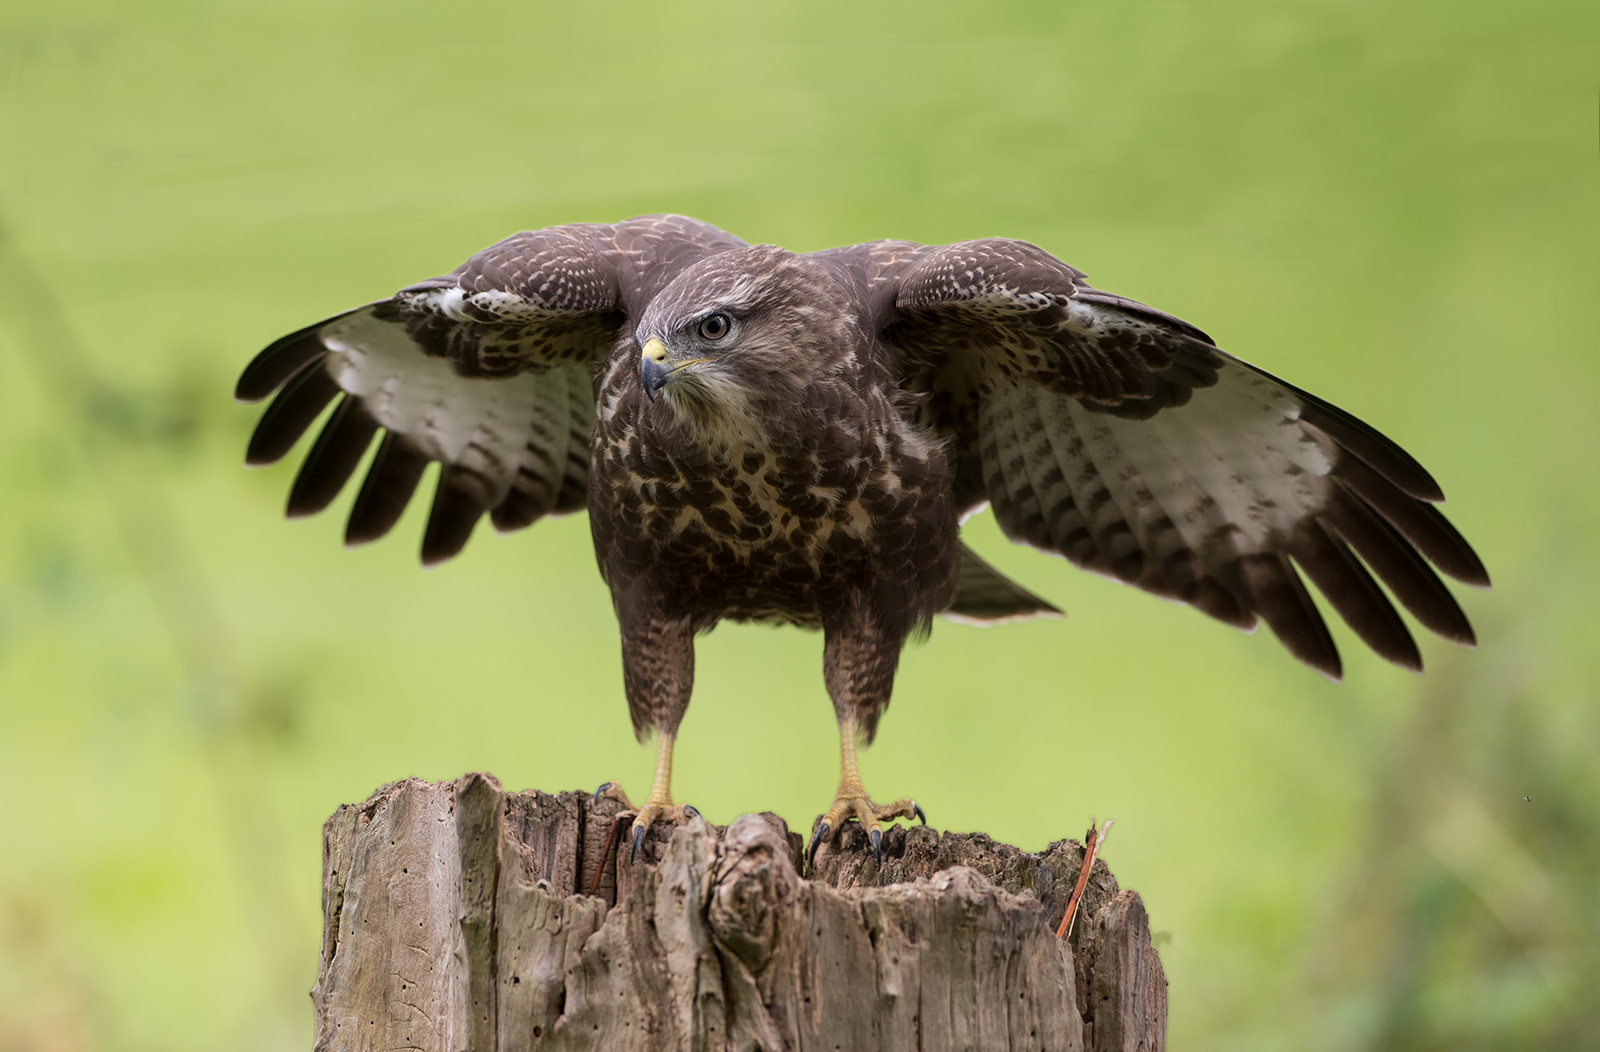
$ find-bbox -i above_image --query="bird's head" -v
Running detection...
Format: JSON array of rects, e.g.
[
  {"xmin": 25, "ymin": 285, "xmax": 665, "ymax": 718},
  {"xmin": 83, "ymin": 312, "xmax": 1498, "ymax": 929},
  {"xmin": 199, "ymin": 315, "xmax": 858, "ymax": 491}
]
[{"xmin": 633, "ymin": 246, "xmax": 860, "ymax": 438}]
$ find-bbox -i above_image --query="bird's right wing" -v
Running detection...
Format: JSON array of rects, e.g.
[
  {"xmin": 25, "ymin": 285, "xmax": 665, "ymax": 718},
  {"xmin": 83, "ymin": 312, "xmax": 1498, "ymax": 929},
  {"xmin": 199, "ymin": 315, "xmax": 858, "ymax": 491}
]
[{"xmin": 236, "ymin": 216, "xmax": 745, "ymax": 564}]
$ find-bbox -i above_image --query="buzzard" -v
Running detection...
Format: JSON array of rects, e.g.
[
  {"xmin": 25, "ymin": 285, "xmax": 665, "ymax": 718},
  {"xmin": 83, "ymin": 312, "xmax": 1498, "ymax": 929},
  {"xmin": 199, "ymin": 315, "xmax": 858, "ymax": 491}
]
[{"xmin": 237, "ymin": 215, "xmax": 1486, "ymax": 865}]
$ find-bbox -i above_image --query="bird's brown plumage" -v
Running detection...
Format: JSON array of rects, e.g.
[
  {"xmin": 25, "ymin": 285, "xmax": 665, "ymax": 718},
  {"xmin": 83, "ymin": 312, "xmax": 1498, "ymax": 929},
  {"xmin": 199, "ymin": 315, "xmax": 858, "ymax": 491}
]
[{"xmin": 237, "ymin": 212, "xmax": 1486, "ymax": 775}]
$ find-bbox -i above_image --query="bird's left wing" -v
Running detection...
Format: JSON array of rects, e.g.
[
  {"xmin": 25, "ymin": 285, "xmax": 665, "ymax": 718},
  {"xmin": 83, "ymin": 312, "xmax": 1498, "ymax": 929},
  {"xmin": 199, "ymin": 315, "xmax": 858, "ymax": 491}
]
[
  {"xmin": 874, "ymin": 238, "xmax": 1487, "ymax": 678},
  {"xmin": 237, "ymin": 216, "xmax": 745, "ymax": 563}
]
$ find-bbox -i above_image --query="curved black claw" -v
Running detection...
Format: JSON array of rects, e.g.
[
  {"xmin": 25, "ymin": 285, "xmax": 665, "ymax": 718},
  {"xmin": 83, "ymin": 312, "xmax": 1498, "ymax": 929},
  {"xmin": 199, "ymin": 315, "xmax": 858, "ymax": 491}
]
[
  {"xmin": 912, "ymin": 802, "xmax": 927, "ymax": 825},
  {"xmin": 682, "ymin": 804, "xmax": 700, "ymax": 819},
  {"xmin": 869, "ymin": 827, "xmax": 883, "ymax": 866},
  {"xmin": 593, "ymin": 782, "xmax": 615, "ymax": 806},
  {"xmin": 630, "ymin": 821, "xmax": 645, "ymax": 863},
  {"xmin": 807, "ymin": 820, "xmax": 831, "ymax": 872}
]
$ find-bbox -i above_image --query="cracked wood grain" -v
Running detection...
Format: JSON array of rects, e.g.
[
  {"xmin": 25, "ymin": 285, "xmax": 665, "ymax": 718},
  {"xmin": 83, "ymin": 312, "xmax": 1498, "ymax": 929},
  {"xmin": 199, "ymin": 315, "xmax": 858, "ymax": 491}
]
[{"xmin": 314, "ymin": 775, "xmax": 1165, "ymax": 1051}]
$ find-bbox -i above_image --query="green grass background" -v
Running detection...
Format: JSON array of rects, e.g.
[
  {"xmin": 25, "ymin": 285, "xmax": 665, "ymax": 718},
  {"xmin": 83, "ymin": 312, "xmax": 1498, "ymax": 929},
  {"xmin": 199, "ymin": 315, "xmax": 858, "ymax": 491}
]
[{"xmin": 1, "ymin": 1, "xmax": 1596, "ymax": 1048}]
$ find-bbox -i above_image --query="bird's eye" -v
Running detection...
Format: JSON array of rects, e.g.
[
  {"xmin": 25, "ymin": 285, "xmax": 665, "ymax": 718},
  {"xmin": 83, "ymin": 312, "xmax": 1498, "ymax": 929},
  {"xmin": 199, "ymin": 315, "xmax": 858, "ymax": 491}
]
[{"xmin": 697, "ymin": 313, "xmax": 731, "ymax": 341}]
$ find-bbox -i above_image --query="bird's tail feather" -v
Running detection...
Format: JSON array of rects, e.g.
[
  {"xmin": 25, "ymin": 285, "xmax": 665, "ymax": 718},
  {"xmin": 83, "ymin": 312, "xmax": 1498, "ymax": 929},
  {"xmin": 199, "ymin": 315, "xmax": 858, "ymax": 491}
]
[{"xmin": 943, "ymin": 543, "xmax": 1063, "ymax": 626}]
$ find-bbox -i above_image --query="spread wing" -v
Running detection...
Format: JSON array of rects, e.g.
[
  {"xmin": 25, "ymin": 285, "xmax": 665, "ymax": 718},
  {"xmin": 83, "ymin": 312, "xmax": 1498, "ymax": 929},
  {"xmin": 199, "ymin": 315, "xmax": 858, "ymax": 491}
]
[
  {"xmin": 870, "ymin": 238, "xmax": 1488, "ymax": 678},
  {"xmin": 236, "ymin": 215, "xmax": 745, "ymax": 564}
]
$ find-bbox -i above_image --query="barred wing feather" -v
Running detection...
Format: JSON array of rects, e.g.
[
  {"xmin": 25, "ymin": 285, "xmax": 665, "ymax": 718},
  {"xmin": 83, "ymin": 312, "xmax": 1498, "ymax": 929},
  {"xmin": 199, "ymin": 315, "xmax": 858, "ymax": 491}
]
[
  {"xmin": 884, "ymin": 237, "xmax": 1487, "ymax": 677},
  {"xmin": 241, "ymin": 305, "xmax": 594, "ymax": 564}
]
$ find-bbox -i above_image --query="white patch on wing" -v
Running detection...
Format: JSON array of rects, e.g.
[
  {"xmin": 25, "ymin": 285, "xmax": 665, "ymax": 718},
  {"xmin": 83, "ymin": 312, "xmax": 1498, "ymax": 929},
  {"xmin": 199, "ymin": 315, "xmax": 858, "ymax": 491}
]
[
  {"xmin": 1059, "ymin": 298, "xmax": 1172, "ymax": 347},
  {"xmin": 1062, "ymin": 298, "xmax": 1108, "ymax": 331},
  {"xmin": 404, "ymin": 285, "xmax": 564, "ymax": 322},
  {"xmin": 423, "ymin": 286, "xmax": 468, "ymax": 318}
]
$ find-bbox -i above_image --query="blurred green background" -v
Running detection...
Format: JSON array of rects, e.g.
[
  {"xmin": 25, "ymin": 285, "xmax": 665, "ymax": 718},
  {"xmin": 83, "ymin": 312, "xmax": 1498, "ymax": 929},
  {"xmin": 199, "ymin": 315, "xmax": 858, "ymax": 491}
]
[{"xmin": 1, "ymin": 1, "xmax": 1595, "ymax": 1048}]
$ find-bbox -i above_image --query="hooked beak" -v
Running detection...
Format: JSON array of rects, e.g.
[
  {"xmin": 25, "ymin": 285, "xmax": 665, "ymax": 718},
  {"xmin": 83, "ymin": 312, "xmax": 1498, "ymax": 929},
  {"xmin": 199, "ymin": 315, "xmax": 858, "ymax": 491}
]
[
  {"xmin": 639, "ymin": 337, "xmax": 712, "ymax": 402},
  {"xmin": 640, "ymin": 337, "xmax": 671, "ymax": 401}
]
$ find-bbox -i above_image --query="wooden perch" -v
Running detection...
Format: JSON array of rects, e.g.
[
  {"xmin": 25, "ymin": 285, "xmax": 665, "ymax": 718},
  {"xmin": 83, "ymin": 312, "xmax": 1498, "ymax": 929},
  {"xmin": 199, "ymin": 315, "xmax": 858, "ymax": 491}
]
[{"xmin": 314, "ymin": 774, "xmax": 1166, "ymax": 1051}]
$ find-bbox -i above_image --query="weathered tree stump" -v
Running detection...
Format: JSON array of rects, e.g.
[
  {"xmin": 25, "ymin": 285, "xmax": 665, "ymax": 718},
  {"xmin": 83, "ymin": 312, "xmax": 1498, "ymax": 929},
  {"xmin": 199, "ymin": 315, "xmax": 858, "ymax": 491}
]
[{"xmin": 314, "ymin": 774, "xmax": 1166, "ymax": 1051}]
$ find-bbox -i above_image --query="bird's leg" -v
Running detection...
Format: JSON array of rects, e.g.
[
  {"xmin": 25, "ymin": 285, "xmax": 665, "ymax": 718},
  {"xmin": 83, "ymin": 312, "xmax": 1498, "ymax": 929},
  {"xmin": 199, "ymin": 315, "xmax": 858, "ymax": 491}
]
[
  {"xmin": 808, "ymin": 716, "xmax": 925, "ymax": 871},
  {"xmin": 594, "ymin": 730, "xmax": 700, "ymax": 861},
  {"xmin": 595, "ymin": 599, "xmax": 700, "ymax": 860},
  {"xmin": 630, "ymin": 729, "xmax": 696, "ymax": 857},
  {"xmin": 808, "ymin": 621, "xmax": 926, "ymax": 870}
]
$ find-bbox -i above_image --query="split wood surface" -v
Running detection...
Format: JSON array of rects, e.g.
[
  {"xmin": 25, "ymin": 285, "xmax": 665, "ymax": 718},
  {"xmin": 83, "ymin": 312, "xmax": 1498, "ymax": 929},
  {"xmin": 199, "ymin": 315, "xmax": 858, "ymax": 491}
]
[{"xmin": 314, "ymin": 774, "xmax": 1166, "ymax": 1052}]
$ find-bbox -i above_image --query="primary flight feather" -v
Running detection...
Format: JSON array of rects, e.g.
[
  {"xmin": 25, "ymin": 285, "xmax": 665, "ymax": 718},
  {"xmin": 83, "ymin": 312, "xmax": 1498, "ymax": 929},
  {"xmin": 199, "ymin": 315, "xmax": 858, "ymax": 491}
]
[{"xmin": 238, "ymin": 214, "xmax": 1486, "ymax": 863}]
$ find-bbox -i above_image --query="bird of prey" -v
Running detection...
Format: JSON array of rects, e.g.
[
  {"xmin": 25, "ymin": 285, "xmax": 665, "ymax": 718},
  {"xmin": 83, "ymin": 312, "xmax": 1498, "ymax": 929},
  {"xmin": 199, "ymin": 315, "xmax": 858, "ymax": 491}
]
[{"xmin": 237, "ymin": 214, "xmax": 1487, "ymax": 865}]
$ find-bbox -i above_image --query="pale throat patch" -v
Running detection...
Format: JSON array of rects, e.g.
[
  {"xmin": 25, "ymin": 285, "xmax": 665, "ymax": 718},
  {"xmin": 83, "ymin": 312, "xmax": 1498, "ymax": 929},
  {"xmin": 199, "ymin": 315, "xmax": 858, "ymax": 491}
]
[{"xmin": 661, "ymin": 368, "xmax": 770, "ymax": 452}]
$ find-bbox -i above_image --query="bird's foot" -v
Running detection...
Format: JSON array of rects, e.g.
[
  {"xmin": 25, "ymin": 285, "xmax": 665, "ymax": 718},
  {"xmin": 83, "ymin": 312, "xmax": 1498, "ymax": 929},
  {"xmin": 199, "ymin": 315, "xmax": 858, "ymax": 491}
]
[
  {"xmin": 592, "ymin": 782, "xmax": 699, "ymax": 862},
  {"xmin": 807, "ymin": 783, "xmax": 925, "ymax": 872},
  {"xmin": 629, "ymin": 798, "xmax": 701, "ymax": 861},
  {"xmin": 593, "ymin": 780, "xmax": 634, "ymax": 810}
]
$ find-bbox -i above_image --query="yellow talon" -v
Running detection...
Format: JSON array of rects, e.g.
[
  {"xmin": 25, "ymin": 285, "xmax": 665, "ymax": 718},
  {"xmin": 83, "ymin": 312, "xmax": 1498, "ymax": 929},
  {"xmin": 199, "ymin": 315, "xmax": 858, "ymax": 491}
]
[
  {"xmin": 596, "ymin": 730, "xmax": 699, "ymax": 861},
  {"xmin": 807, "ymin": 717, "xmax": 925, "ymax": 871}
]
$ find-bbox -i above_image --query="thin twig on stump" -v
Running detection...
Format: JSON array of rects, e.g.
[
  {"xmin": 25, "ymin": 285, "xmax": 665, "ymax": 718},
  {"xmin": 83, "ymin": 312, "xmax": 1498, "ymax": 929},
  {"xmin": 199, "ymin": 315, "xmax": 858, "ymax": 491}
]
[
  {"xmin": 314, "ymin": 774, "xmax": 1166, "ymax": 1051},
  {"xmin": 1058, "ymin": 817, "xmax": 1113, "ymax": 940}
]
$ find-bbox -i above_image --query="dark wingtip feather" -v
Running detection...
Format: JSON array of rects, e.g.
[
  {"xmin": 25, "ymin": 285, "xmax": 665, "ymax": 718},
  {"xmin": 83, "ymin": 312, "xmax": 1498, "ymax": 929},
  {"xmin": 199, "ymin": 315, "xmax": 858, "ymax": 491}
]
[
  {"xmin": 1335, "ymin": 456, "xmax": 1489, "ymax": 588},
  {"xmin": 420, "ymin": 467, "xmax": 487, "ymax": 565},
  {"xmin": 236, "ymin": 311, "xmax": 355, "ymax": 402},
  {"xmin": 1290, "ymin": 520, "xmax": 1423, "ymax": 673},
  {"xmin": 1191, "ymin": 577, "xmax": 1258, "ymax": 632},
  {"xmin": 488, "ymin": 489, "xmax": 544, "ymax": 533},
  {"xmin": 345, "ymin": 433, "xmax": 428, "ymax": 547},
  {"xmin": 245, "ymin": 364, "xmax": 340, "ymax": 466},
  {"xmin": 286, "ymin": 396, "xmax": 379, "ymax": 519},
  {"xmin": 1243, "ymin": 552, "xmax": 1343, "ymax": 681},
  {"xmin": 1317, "ymin": 497, "xmax": 1477, "ymax": 648},
  {"xmin": 1411, "ymin": 503, "xmax": 1490, "ymax": 588}
]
